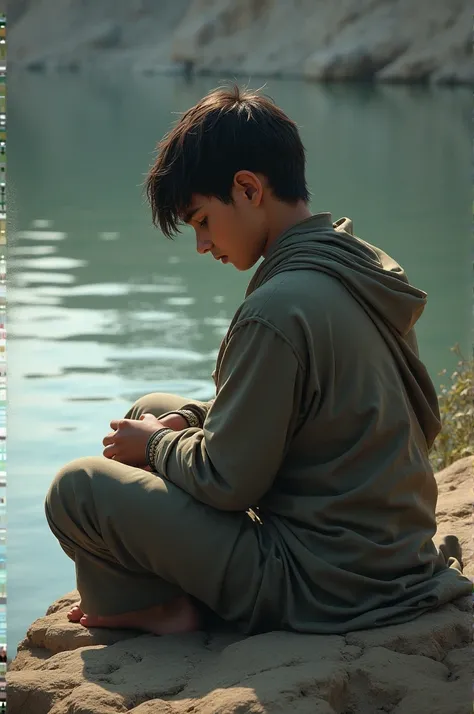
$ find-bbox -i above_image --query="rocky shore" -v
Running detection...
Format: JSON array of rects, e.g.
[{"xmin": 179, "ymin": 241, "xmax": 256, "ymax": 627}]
[{"xmin": 6, "ymin": 457, "xmax": 473, "ymax": 714}]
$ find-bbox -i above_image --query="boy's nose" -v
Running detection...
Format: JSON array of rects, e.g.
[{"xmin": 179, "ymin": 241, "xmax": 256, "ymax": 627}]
[{"xmin": 196, "ymin": 237, "xmax": 212, "ymax": 255}]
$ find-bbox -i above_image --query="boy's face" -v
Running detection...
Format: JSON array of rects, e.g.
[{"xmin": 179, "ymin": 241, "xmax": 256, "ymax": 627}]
[{"xmin": 184, "ymin": 172, "xmax": 268, "ymax": 271}]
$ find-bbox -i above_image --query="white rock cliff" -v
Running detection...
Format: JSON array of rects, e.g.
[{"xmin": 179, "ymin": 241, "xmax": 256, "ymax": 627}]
[{"xmin": 8, "ymin": 0, "xmax": 472, "ymax": 84}]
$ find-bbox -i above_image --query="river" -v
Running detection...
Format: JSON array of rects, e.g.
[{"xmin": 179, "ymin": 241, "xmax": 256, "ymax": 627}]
[{"xmin": 7, "ymin": 72, "xmax": 471, "ymax": 653}]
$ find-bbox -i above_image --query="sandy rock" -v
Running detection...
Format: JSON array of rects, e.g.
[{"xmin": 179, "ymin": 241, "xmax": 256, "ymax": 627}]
[
  {"xmin": 9, "ymin": 0, "xmax": 472, "ymax": 85},
  {"xmin": 433, "ymin": 456, "xmax": 473, "ymax": 578},
  {"xmin": 7, "ymin": 595, "xmax": 473, "ymax": 713},
  {"xmin": 7, "ymin": 458, "xmax": 473, "ymax": 713}
]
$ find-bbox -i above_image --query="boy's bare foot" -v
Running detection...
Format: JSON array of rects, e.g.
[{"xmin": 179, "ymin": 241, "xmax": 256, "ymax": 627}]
[
  {"xmin": 67, "ymin": 604, "xmax": 84, "ymax": 622},
  {"xmin": 66, "ymin": 596, "xmax": 200, "ymax": 635}
]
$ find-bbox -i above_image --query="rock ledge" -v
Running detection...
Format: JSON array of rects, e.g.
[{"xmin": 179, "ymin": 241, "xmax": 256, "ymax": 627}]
[{"xmin": 7, "ymin": 458, "xmax": 473, "ymax": 714}]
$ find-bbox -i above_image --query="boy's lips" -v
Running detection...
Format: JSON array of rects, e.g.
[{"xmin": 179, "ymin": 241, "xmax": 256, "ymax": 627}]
[{"xmin": 217, "ymin": 255, "xmax": 228, "ymax": 264}]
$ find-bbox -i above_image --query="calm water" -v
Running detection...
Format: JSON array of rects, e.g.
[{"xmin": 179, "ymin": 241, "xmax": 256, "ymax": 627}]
[{"xmin": 7, "ymin": 72, "xmax": 471, "ymax": 653}]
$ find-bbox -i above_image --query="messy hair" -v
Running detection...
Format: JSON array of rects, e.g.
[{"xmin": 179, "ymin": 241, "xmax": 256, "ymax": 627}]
[{"xmin": 145, "ymin": 84, "xmax": 310, "ymax": 237}]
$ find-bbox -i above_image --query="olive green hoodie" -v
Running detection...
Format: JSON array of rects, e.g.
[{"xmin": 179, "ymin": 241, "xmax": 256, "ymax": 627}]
[{"xmin": 153, "ymin": 212, "xmax": 471, "ymax": 633}]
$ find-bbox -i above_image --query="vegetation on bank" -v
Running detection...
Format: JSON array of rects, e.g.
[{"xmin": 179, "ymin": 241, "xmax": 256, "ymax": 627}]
[{"xmin": 430, "ymin": 345, "xmax": 474, "ymax": 471}]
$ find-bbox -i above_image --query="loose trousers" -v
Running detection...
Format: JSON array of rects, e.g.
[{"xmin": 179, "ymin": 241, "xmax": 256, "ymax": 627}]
[
  {"xmin": 45, "ymin": 393, "xmax": 275, "ymax": 633},
  {"xmin": 45, "ymin": 392, "xmax": 464, "ymax": 635}
]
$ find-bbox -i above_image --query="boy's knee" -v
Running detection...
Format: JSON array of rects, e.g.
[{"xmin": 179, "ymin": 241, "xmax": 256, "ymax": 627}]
[
  {"xmin": 45, "ymin": 457, "xmax": 96, "ymax": 519},
  {"xmin": 124, "ymin": 392, "xmax": 180, "ymax": 420},
  {"xmin": 45, "ymin": 457, "xmax": 103, "ymax": 557}
]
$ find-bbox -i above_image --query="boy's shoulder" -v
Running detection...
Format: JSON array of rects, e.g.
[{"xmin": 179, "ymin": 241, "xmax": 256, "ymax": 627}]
[
  {"xmin": 232, "ymin": 268, "xmax": 348, "ymax": 346},
  {"xmin": 241, "ymin": 268, "xmax": 343, "ymax": 320}
]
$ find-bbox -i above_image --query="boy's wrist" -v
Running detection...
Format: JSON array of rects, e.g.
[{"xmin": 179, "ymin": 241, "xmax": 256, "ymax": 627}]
[
  {"xmin": 176, "ymin": 408, "xmax": 201, "ymax": 428},
  {"xmin": 158, "ymin": 413, "xmax": 189, "ymax": 431},
  {"xmin": 158, "ymin": 406, "xmax": 204, "ymax": 430},
  {"xmin": 146, "ymin": 428, "xmax": 173, "ymax": 470}
]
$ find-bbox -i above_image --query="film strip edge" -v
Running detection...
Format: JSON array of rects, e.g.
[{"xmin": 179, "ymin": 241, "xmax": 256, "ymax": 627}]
[{"xmin": 0, "ymin": 7, "xmax": 6, "ymax": 712}]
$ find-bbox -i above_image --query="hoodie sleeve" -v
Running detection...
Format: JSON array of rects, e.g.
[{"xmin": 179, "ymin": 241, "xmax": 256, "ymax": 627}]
[{"xmin": 151, "ymin": 319, "xmax": 302, "ymax": 511}]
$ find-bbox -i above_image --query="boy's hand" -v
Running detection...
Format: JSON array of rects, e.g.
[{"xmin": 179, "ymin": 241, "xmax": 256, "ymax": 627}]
[
  {"xmin": 102, "ymin": 413, "xmax": 168, "ymax": 467},
  {"xmin": 157, "ymin": 412, "xmax": 189, "ymax": 431}
]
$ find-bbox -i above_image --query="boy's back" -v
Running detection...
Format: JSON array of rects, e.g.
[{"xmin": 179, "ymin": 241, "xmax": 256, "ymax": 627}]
[{"xmin": 204, "ymin": 213, "xmax": 469, "ymax": 633}]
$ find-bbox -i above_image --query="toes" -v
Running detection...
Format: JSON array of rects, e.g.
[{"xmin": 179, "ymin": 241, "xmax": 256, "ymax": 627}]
[
  {"xmin": 67, "ymin": 605, "xmax": 84, "ymax": 622},
  {"xmin": 79, "ymin": 614, "xmax": 102, "ymax": 628},
  {"xmin": 79, "ymin": 612, "xmax": 136, "ymax": 630}
]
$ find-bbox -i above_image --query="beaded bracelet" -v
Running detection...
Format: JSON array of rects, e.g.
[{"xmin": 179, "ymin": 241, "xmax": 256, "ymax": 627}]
[
  {"xmin": 146, "ymin": 428, "xmax": 172, "ymax": 471},
  {"xmin": 175, "ymin": 408, "xmax": 201, "ymax": 428},
  {"xmin": 156, "ymin": 405, "xmax": 204, "ymax": 429}
]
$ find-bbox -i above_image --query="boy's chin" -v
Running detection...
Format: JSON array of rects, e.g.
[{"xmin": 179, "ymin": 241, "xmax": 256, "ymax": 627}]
[{"xmin": 233, "ymin": 255, "xmax": 261, "ymax": 272}]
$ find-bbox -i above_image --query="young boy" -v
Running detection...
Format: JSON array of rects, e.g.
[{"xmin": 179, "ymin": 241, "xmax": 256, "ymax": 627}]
[{"xmin": 45, "ymin": 86, "xmax": 471, "ymax": 637}]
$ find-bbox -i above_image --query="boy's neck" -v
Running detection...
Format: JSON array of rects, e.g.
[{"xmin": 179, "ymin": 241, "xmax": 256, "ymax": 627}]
[{"xmin": 262, "ymin": 200, "xmax": 313, "ymax": 257}]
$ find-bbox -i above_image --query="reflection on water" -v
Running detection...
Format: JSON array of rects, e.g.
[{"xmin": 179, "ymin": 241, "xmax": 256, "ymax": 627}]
[{"xmin": 7, "ymin": 71, "xmax": 471, "ymax": 652}]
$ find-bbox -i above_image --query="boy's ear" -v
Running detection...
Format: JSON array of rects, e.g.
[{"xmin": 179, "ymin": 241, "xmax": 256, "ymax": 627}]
[{"xmin": 233, "ymin": 170, "xmax": 263, "ymax": 205}]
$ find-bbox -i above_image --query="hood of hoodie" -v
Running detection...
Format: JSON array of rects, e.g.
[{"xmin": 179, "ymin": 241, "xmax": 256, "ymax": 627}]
[
  {"xmin": 244, "ymin": 212, "xmax": 440, "ymax": 447},
  {"xmin": 246, "ymin": 213, "xmax": 427, "ymax": 338}
]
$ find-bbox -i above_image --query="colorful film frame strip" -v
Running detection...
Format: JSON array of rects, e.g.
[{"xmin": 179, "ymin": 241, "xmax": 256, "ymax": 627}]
[{"xmin": 0, "ymin": 10, "xmax": 5, "ymax": 711}]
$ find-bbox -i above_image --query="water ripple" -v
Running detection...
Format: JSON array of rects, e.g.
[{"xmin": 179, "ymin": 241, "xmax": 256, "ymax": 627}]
[
  {"xmin": 10, "ymin": 246, "xmax": 57, "ymax": 256},
  {"xmin": 14, "ymin": 230, "xmax": 66, "ymax": 241},
  {"xmin": 12, "ymin": 257, "xmax": 87, "ymax": 269}
]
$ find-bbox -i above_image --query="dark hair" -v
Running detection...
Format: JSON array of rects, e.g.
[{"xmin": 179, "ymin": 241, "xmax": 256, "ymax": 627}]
[{"xmin": 145, "ymin": 84, "xmax": 310, "ymax": 237}]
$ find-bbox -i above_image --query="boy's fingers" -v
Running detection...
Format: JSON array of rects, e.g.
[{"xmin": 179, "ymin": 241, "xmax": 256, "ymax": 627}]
[
  {"xmin": 102, "ymin": 432, "xmax": 115, "ymax": 447},
  {"xmin": 103, "ymin": 445, "xmax": 117, "ymax": 459},
  {"xmin": 110, "ymin": 419, "xmax": 128, "ymax": 430}
]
